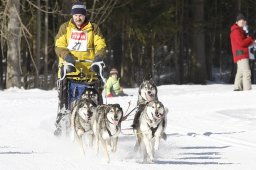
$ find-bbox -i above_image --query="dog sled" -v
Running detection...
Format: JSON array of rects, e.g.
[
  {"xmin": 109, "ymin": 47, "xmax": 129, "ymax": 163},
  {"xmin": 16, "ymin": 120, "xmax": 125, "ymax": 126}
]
[{"xmin": 54, "ymin": 59, "xmax": 106, "ymax": 136}]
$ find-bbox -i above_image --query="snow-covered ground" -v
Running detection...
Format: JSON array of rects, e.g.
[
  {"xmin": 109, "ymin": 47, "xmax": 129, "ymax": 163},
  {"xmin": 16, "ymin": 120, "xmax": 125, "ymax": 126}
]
[{"xmin": 0, "ymin": 84, "xmax": 256, "ymax": 170}]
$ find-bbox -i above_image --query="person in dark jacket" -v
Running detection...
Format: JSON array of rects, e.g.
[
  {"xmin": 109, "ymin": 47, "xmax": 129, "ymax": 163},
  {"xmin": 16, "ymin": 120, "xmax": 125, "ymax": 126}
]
[{"xmin": 230, "ymin": 13, "xmax": 254, "ymax": 91}]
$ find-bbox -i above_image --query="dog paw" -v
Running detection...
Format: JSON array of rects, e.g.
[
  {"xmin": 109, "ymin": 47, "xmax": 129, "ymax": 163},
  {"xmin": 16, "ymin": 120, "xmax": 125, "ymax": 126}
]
[
  {"xmin": 148, "ymin": 159, "xmax": 154, "ymax": 164},
  {"xmin": 143, "ymin": 158, "xmax": 154, "ymax": 164},
  {"xmin": 77, "ymin": 129, "xmax": 85, "ymax": 136},
  {"xmin": 162, "ymin": 132, "xmax": 167, "ymax": 140},
  {"xmin": 164, "ymin": 107, "xmax": 169, "ymax": 114},
  {"xmin": 54, "ymin": 127, "xmax": 62, "ymax": 136}
]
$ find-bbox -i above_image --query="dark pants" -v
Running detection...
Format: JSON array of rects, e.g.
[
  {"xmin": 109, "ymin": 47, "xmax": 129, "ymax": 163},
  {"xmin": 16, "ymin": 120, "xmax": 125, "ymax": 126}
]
[{"xmin": 250, "ymin": 60, "xmax": 255, "ymax": 83}]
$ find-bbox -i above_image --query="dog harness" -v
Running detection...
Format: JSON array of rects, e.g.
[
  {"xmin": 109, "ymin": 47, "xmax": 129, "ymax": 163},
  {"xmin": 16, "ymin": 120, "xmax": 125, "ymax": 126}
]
[{"xmin": 147, "ymin": 123, "xmax": 160, "ymax": 137}]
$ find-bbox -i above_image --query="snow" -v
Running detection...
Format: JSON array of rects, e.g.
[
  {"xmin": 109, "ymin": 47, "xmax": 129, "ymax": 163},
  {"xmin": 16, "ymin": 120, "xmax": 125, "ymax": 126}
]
[{"xmin": 0, "ymin": 84, "xmax": 256, "ymax": 170}]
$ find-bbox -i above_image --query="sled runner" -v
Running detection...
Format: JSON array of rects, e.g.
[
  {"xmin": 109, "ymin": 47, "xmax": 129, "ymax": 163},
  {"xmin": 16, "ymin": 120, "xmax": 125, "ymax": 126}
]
[{"xmin": 54, "ymin": 60, "xmax": 105, "ymax": 136}]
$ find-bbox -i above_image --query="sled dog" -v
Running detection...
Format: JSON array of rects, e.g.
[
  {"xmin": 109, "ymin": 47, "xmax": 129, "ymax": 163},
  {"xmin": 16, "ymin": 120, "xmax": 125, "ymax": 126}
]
[
  {"xmin": 132, "ymin": 79, "xmax": 158, "ymax": 128},
  {"xmin": 138, "ymin": 79, "xmax": 158, "ymax": 105},
  {"xmin": 133, "ymin": 100, "xmax": 167, "ymax": 163},
  {"xmin": 54, "ymin": 87, "xmax": 100, "ymax": 137},
  {"xmin": 93, "ymin": 104, "xmax": 123, "ymax": 162},
  {"xmin": 70, "ymin": 98, "xmax": 97, "ymax": 154},
  {"xmin": 70, "ymin": 87, "xmax": 99, "ymax": 111},
  {"xmin": 81, "ymin": 87, "xmax": 99, "ymax": 105}
]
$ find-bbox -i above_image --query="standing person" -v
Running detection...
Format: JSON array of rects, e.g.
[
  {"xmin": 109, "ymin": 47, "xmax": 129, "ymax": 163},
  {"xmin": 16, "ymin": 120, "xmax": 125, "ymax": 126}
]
[
  {"xmin": 54, "ymin": 1, "xmax": 106, "ymax": 135},
  {"xmin": 105, "ymin": 68, "xmax": 127, "ymax": 97},
  {"xmin": 230, "ymin": 13, "xmax": 254, "ymax": 91}
]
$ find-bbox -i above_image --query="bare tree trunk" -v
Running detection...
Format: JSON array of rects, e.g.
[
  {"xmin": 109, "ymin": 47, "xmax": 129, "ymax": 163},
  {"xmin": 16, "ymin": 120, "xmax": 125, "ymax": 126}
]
[
  {"xmin": 191, "ymin": 0, "xmax": 206, "ymax": 84},
  {"xmin": 90, "ymin": 0, "xmax": 97, "ymax": 21},
  {"xmin": 237, "ymin": 0, "xmax": 241, "ymax": 12},
  {"xmin": 44, "ymin": 0, "xmax": 49, "ymax": 89},
  {"xmin": 151, "ymin": 45, "xmax": 155, "ymax": 79},
  {"xmin": 207, "ymin": 0, "xmax": 218, "ymax": 81},
  {"xmin": 89, "ymin": 0, "xmax": 118, "ymax": 25},
  {"xmin": 174, "ymin": 0, "xmax": 183, "ymax": 84},
  {"xmin": 0, "ymin": 42, "xmax": 3, "ymax": 90},
  {"xmin": 179, "ymin": 0, "xmax": 185, "ymax": 84},
  {"xmin": 35, "ymin": 0, "xmax": 41, "ymax": 88},
  {"xmin": 6, "ymin": 0, "xmax": 21, "ymax": 88}
]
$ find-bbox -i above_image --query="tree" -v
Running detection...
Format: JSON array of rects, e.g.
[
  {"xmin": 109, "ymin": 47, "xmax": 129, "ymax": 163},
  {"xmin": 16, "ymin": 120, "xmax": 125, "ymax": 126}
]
[
  {"xmin": 6, "ymin": 0, "xmax": 21, "ymax": 88},
  {"xmin": 34, "ymin": 0, "xmax": 41, "ymax": 88},
  {"xmin": 1, "ymin": 0, "xmax": 256, "ymax": 89},
  {"xmin": 44, "ymin": 0, "xmax": 49, "ymax": 89},
  {"xmin": 190, "ymin": 0, "xmax": 207, "ymax": 84}
]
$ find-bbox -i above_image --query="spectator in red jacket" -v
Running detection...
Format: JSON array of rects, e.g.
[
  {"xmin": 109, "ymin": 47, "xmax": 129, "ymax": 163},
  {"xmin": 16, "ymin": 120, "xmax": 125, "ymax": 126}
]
[{"xmin": 230, "ymin": 13, "xmax": 254, "ymax": 91}]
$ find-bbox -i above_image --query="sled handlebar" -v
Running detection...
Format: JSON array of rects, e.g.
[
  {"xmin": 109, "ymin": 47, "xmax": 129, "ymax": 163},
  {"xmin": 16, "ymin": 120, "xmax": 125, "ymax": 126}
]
[
  {"xmin": 75, "ymin": 59, "xmax": 93, "ymax": 63},
  {"xmin": 75, "ymin": 60, "xmax": 106, "ymax": 83},
  {"xmin": 59, "ymin": 59, "xmax": 106, "ymax": 83}
]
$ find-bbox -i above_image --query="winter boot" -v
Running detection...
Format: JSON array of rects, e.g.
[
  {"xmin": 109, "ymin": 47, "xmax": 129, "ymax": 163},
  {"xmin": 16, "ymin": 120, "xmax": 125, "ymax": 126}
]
[
  {"xmin": 54, "ymin": 112, "xmax": 64, "ymax": 136},
  {"xmin": 54, "ymin": 109, "xmax": 72, "ymax": 136}
]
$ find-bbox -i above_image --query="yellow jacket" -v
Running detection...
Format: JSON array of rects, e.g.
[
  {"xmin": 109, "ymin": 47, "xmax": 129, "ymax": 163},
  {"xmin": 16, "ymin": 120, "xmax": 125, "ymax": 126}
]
[{"xmin": 55, "ymin": 19, "xmax": 106, "ymax": 80}]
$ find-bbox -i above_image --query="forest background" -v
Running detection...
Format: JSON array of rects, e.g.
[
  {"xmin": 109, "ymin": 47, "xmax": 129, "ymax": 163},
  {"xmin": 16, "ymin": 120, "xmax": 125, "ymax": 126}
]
[{"xmin": 1, "ymin": 0, "xmax": 256, "ymax": 89}]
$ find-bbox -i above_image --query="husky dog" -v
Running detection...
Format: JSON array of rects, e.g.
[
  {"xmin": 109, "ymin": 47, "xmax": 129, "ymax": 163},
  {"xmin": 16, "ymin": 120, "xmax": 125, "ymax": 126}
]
[
  {"xmin": 54, "ymin": 86, "xmax": 100, "ymax": 137},
  {"xmin": 134, "ymin": 100, "xmax": 167, "ymax": 163},
  {"xmin": 70, "ymin": 98, "xmax": 97, "ymax": 154},
  {"xmin": 69, "ymin": 87, "xmax": 99, "ymax": 113},
  {"xmin": 138, "ymin": 79, "xmax": 158, "ymax": 105},
  {"xmin": 81, "ymin": 87, "xmax": 99, "ymax": 105},
  {"xmin": 132, "ymin": 79, "xmax": 158, "ymax": 128},
  {"xmin": 93, "ymin": 104, "xmax": 123, "ymax": 162}
]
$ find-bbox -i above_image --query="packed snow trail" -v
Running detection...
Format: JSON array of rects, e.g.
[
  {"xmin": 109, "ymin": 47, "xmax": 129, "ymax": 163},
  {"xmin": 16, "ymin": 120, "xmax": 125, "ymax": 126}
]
[{"xmin": 0, "ymin": 85, "xmax": 256, "ymax": 170}]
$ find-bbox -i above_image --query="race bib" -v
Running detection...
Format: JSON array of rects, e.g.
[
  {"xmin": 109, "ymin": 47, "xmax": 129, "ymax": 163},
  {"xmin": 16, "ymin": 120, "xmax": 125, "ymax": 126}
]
[{"xmin": 67, "ymin": 29, "xmax": 88, "ymax": 51}]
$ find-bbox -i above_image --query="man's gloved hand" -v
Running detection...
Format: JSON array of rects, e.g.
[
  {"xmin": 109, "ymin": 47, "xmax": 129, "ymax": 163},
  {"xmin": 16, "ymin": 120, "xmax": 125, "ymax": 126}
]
[
  {"xmin": 64, "ymin": 55, "xmax": 75, "ymax": 65},
  {"xmin": 91, "ymin": 55, "xmax": 103, "ymax": 73},
  {"xmin": 64, "ymin": 55, "xmax": 76, "ymax": 73},
  {"xmin": 243, "ymin": 25, "xmax": 249, "ymax": 35},
  {"xmin": 106, "ymin": 93, "xmax": 113, "ymax": 97}
]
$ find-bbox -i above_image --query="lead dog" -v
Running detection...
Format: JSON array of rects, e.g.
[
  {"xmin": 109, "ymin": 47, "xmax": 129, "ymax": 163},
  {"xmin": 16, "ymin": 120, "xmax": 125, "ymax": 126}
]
[
  {"xmin": 70, "ymin": 98, "xmax": 97, "ymax": 154},
  {"xmin": 92, "ymin": 104, "xmax": 123, "ymax": 162},
  {"xmin": 132, "ymin": 79, "xmax": 158, "ymax": 128},
  {"xmin": 138, "ymin": 79, "xmax": 158, "ymax": 105},
  {"xmin": 133, "ymin": 100, "xmax": 167, "ymax": 163}
]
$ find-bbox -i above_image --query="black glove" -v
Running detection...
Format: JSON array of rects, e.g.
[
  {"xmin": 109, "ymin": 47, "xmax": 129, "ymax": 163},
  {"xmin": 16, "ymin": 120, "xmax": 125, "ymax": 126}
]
[
  {"xmin": 91, "ymin": 55, "xmax": 103, "ymax": 73},
  {"xmin": 64, "ymin": 55, "xmax": 76, "ymax": 73},
  {"xmin": 64, "ymin": 55, "xmax": 75, "ymax": 65},
  {"xmin": 91, "ymin": 64, "xmax": 99, "ymax": 74}
]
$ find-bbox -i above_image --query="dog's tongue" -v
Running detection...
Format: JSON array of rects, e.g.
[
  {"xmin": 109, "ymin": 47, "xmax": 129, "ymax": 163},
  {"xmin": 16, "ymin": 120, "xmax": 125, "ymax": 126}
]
[
  {"xmin": 146, "ymin": 94, "xmax": 154, "ymax": 101},
  {"xmin": 113, "ymin": 120, "xmax": 119, "ymax": 125}
]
